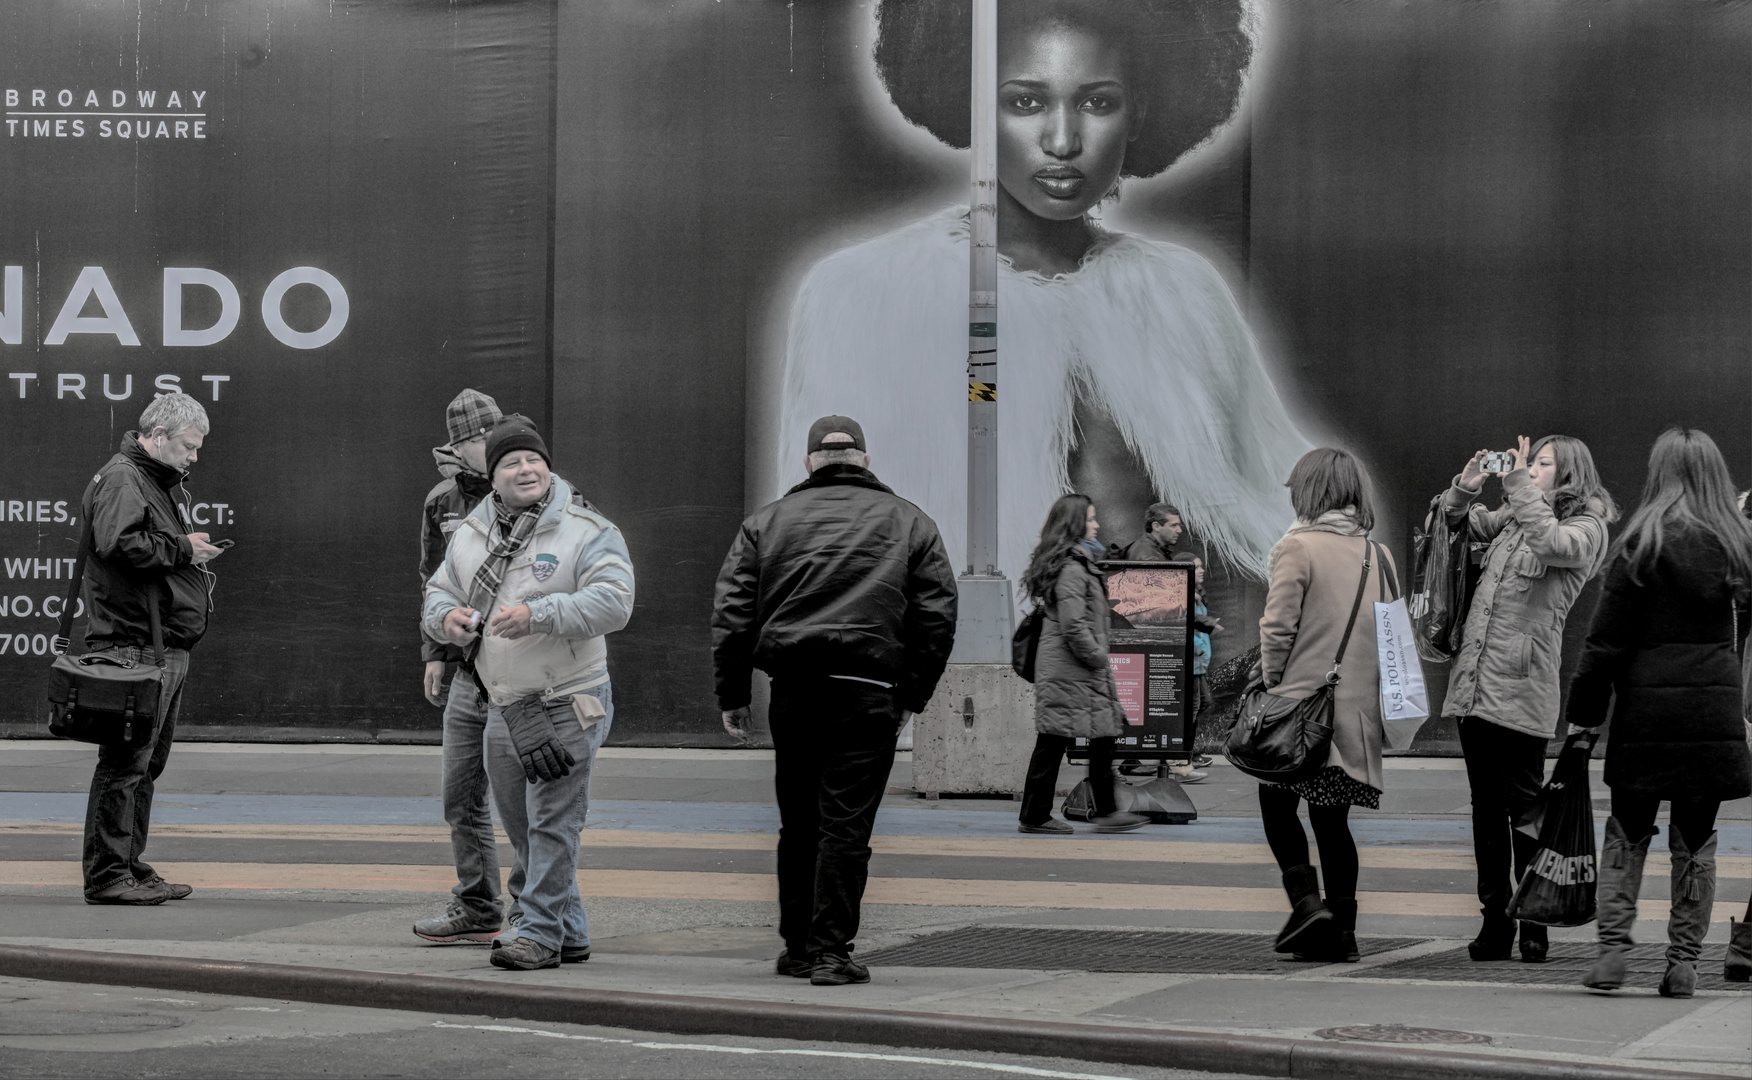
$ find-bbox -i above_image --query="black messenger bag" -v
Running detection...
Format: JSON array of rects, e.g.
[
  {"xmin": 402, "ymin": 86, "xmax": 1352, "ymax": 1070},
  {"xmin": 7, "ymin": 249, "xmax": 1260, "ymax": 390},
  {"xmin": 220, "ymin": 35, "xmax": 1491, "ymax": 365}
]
[{"xmin": 45, "ymin": 484, "xmax": 167, "ymax": 749}]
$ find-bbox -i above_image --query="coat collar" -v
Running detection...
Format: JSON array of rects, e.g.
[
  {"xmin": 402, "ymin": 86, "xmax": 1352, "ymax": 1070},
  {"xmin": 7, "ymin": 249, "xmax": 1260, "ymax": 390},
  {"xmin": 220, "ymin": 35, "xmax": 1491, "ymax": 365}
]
[
  {"xmin": 784, "ymin": 463, "xmax": 894, "ymax": 498},
  {"xmin": 120, "ymin": 432, "xmax": 185, "ymax": 490},
  {"xmin": 466, "ymin": 474, "xmax": 574, "ymax": 536}
]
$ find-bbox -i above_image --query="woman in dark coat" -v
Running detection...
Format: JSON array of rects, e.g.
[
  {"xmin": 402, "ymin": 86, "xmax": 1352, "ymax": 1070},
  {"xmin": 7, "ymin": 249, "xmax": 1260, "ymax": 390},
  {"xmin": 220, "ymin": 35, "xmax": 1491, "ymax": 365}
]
[
  {"xmin": 1017, "ymin": 494, "xmax": 1148, "ymax": 835},
  {"xmin": 1568, "ymin": 429, "xmax": 1752, "ymax": 998}
]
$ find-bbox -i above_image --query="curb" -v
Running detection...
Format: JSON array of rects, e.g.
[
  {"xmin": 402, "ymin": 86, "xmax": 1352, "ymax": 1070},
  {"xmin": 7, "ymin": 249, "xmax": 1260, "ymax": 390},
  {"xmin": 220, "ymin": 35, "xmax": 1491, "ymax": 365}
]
[{"xmin": 0, "ymin": 945, "xmax": 1716, "ymax": 1080}]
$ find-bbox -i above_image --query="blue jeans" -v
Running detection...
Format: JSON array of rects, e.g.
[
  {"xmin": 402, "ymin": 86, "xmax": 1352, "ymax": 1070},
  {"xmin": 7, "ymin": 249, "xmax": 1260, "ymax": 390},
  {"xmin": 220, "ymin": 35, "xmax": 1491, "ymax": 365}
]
[
  {"xmin": 442, "ymin": 675, "xmax": 523, "ymax": 923},
  {"xmin": 484, "ymin": 682, "xmax": 612, "ymax": 952},
  {"xmin": 82, "ymin": 645, "xmax": 189, "ymax": 894}
]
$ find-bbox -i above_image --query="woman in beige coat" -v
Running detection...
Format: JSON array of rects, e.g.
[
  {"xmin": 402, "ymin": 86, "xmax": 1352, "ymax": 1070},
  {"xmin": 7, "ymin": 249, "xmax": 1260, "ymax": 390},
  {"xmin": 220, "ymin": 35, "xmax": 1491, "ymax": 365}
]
[{"xmin": 1256, "ymin": 448, "xmax": 1399, "ymax": 963}]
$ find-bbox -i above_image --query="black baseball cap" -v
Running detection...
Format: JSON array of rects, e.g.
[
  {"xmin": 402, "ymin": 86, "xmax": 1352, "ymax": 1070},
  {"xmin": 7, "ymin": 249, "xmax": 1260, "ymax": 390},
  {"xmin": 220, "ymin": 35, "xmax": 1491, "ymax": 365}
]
[{"xmin": 807, "ymin": 415, "xmax": 866, "ymax": 453}]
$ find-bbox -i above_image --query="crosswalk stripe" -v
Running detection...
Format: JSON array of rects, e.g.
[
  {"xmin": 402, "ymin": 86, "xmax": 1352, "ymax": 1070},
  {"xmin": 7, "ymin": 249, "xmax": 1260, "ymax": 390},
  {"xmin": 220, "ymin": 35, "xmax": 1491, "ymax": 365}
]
[
  {"xmin": 3, "ymin": 823, "xmax": 1744, "ymax": 876},
  {"xmin": 0, "ymin": 861, "xmax": 1727, "ymax": 920}
]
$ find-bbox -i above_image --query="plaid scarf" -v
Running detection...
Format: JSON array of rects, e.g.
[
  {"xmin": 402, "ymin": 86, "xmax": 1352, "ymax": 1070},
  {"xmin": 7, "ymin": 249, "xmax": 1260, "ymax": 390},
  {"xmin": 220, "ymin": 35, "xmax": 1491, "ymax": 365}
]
[{"xmin": 465, "ymin": 490, "xmax": 549, "ymax": 622}]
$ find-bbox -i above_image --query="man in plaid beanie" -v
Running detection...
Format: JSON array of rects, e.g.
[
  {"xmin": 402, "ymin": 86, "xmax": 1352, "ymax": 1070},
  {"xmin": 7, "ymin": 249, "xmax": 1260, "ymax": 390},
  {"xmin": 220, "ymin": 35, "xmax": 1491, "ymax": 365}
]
[{"xmin": 413, "ymin": 388, "xmax": 511, "ymax": 944}]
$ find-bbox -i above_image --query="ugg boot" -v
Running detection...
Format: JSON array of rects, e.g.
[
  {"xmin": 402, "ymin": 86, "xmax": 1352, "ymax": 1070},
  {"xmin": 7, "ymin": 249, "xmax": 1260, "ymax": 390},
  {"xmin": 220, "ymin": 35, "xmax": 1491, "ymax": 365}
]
[
  {"xmin": 1273, "ymin": 864, "xmax": 1333, "ymax": 955},
  {"xmin": 1295, "ymin": 897, "xmax": 1360, "ymax": 963},
  {"xmin": 1724, "ymin": 919, "xmax": 1752, "ymax": 983},
  {"xmin": 1583, "ymin": 817, "xmax": 1652, "ymax": 991},
  {"xmin": 1659, "ymin": 828, "xmax": 1717, "ymax": 999}
]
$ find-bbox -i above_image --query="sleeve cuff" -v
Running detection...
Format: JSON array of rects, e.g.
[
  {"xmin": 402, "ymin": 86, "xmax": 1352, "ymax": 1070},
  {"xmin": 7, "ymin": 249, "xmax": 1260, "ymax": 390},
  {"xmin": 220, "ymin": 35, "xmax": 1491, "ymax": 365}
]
[
  {"xmin": 526, "ymin": 595, "xmax": 556, "ymax": 633},
  {"xmin": 176, "ymin": 535, "xmax": 194, "ymax": 563},
  {"xmin": 1500, "ymin": 468, "xmax": 1534, "ymax": 494}
]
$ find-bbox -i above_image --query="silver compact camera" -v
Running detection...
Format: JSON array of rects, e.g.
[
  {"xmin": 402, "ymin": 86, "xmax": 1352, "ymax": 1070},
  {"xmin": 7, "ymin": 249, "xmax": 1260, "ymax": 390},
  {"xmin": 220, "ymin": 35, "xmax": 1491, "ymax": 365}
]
[{"xmin": 1479, "ymin": 451, "xmax": 1515, "ymax": 473}]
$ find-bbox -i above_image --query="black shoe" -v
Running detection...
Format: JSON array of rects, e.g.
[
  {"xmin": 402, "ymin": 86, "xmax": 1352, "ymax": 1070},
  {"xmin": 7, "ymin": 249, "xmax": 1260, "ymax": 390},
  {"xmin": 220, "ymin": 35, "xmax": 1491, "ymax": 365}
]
[
  {"xmin": 776, "ymin": 948, "xmax": 812, "ymax": 978},
  {"xmin": 1092, "ymin": 811, "xmax": 1149, "ymax": 834},
  {"xmin": 1467, "ymin": 913, "xmax": 1516, "ymax": 961},
  {"xmin": 561, "ymin": 945, "xmax": 591, "ymax": 963},
  {"xmin": 135, "ymin": 874, "xmax": 193, "ymax": 900},
  {"xmin": 1274, "ymin": 865, "xmax": 1333, "ymax": 954},
  {"xmin": 1518, "ymin": 922, "xmax": 1548, "ymax": 964},
  {"xmin": 1119, "ymin": 760, "xmax": 1156, "ymax": 777},
  {"xmin": 1294, "ymin": 899, "xmax": 1359, "ymax": 962},
  {"xmin": 84, "ymin": 877, "xmax": 169, "ymax": 906},
  {"xmin": 1190, "ymin": 754, "xmax": 1214, "ymax": 768},
  {"xmin": 1018, "ymin": 817, "xmax": 1074, "ymax": 835},
  {"xmin": 811, "ymin": 953, "xmax": 871, "ymax": 986}
]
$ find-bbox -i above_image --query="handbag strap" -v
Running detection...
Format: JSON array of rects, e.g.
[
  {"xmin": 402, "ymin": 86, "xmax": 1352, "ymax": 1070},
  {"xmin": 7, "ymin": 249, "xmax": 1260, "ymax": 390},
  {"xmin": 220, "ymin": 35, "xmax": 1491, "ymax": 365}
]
[
  {"xmin": 1324, "ymin": 540, "xmax": 1375, "ymax": 684},
  {"xmin": 54, "ymin": 467, "xmax": 165, "ymax": 668}
]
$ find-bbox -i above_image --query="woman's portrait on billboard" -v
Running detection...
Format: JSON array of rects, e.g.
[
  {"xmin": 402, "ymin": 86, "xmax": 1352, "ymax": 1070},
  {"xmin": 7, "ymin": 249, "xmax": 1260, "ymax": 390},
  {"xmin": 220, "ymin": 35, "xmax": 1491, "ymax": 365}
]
[{"xmin": 778, "ymin": 0, "xmax": 1312, "ymax": 587}]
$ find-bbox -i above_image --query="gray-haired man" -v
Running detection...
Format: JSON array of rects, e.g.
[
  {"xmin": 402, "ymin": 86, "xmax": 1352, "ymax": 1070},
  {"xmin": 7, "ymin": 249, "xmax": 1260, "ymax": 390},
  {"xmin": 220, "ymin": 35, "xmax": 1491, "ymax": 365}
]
[{"xmin": 79, "ymin": 393, "xmax": 224, "ymax": 905}]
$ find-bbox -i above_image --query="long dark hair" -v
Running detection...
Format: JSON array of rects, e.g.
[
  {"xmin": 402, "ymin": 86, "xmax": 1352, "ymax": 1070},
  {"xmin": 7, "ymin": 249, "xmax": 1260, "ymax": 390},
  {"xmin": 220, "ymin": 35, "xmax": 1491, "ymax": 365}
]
[
  {"xmin": 1614, "ymin": 428, "xmax": 1752, "ymax": 584},
  {"xmin": 1024, "ymin": 494, "xmax": 1093, "ymax": 602},
  {"xmin": 1530, "ymin": 434, "xmax": 1619, "ymax": 523}
]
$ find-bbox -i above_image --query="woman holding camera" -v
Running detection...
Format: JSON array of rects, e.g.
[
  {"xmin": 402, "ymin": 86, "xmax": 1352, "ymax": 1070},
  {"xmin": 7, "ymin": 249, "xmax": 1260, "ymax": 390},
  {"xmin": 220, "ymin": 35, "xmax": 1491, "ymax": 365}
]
[
  {"xmin": 1567, "ymin": 430, "xmax": 1752, "ymax": 997},
  {"xmin": 1443, "ymin": 436, "xmax": 1617, "ymax": 963}
]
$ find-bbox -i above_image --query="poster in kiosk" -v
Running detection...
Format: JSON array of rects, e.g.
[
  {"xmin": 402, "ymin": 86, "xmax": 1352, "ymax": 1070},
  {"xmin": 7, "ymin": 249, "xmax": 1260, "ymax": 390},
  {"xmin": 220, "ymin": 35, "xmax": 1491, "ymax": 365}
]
[{"xmin": 1063, "ymin": 561, "xmax": 1198, "ymax": 824}]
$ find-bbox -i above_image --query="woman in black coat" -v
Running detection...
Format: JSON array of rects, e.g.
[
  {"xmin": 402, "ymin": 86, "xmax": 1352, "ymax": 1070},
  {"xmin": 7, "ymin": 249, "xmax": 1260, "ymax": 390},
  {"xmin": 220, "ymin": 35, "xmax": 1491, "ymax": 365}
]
[{"xmin": 1567, "ymin": 429, "xmax": 1752, "ymax": 998}]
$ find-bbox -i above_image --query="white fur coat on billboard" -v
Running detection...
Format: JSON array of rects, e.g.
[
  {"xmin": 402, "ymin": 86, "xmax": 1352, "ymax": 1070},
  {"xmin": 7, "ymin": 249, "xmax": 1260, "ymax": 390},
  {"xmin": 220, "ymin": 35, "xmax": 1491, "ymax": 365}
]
[{"xmin": 779, "ymin": 207, "xmax": 1311, "ymax": 587}]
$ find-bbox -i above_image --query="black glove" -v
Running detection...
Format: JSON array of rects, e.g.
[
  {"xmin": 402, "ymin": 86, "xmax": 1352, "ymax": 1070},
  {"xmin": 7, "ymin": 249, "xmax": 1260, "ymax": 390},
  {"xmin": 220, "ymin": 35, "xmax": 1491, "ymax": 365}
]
[{"xmin": 500, "ymin": 695, "xmax": 576, "ymax": 782}]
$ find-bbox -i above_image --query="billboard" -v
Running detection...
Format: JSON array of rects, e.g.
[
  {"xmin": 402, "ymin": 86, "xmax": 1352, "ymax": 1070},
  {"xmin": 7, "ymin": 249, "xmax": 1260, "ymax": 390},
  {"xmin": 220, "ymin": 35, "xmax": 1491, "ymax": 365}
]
[
  {"xmin": 0, "ymin": 0, "xmax": 553, "ymax": 737},
  {"xmin": 4, "ymin": 1, "xmax": 1747, "ymax": 748}
]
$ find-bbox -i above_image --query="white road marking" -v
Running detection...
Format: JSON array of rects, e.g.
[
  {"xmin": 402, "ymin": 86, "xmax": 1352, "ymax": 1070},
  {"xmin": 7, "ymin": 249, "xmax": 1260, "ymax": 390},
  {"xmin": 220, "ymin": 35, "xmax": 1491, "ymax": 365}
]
[{"xmin": 431, "ymin": 1021, "xmax": 1139, "ymax": 1079}]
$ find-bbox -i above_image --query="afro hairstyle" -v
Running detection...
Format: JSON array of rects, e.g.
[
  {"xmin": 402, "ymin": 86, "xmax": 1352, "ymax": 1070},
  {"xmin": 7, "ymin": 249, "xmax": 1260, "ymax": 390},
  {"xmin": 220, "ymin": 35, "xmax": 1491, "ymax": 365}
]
[{"xmin": 875, "ymin": 0, "xmax": 1252, "ymax": 180}]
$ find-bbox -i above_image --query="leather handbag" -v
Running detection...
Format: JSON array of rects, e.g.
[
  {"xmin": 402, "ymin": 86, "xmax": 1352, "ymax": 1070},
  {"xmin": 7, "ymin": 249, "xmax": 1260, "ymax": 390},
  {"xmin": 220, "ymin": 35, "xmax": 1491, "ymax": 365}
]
[
  {"xmin": 1011, "ymin": 606, "xmax": 1044, "ymax": 682},
  {"xmin": 1225, "ymin": 540, "xmax": 1375, "ymax": 785},
  {"xmin": 45, "ymin": 481, "xmax": 167, "ymax": 750}
]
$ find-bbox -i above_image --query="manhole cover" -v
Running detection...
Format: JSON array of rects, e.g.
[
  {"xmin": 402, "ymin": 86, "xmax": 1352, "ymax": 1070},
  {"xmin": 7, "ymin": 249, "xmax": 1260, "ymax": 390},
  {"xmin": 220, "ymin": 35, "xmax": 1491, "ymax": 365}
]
[
  {"xmin": 860, "ymin": 927, "xmax": 1427, "ymax": 974},
  {"xmin": 1318, "ymin": 1024, "xmax": 1491, "ymax": 1045},
  {"xmin": 0, "ymin": 1009, "xmax": 186, "ymax": 1036},
  {"xmin": 1345, "ymin": 942, "xmax": 1748, "ymax": 992}
]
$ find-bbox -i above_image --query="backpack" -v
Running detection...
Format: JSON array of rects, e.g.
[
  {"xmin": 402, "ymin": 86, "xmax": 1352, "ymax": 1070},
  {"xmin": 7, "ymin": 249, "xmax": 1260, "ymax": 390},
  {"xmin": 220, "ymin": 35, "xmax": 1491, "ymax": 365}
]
[{"xmin": 1011, "ymin": 606, "xmax": 1044, "ymax": 682}]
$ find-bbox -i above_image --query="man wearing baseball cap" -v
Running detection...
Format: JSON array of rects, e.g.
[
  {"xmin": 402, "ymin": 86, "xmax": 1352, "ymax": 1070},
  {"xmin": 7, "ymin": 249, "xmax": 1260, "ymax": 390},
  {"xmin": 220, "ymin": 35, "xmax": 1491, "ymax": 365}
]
[
  {"xmin": 712, "ymin": 415, "xmax": 957, "ymax": 986},
  {"xmin": 425, "ymin": 415, "xmax": 635, "ymax": 970}
]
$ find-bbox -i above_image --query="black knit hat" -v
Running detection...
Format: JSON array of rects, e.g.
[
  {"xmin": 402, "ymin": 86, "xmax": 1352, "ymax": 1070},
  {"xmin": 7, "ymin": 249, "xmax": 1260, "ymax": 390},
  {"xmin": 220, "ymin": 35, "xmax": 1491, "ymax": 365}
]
[{"xmin": 484, "ymin": 414, "xmax": 550, "ymax": 475}]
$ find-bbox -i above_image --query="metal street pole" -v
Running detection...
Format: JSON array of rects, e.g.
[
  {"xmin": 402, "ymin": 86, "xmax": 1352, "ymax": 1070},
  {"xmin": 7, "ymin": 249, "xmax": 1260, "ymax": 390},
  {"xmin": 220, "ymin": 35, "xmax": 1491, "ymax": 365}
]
[
  {"xmin": 946, "ymin": 0, "xmax": 1013, "ymax": 666},
  {"xmin": 966, "ymin": 0, "xmax": 999, "ymax": 579}
]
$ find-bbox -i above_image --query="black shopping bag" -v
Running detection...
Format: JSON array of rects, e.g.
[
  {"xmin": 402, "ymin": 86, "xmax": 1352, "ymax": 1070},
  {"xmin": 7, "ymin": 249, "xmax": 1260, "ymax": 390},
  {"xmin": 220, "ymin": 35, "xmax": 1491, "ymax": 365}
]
[{"xmin": 1506, "ymin": 731, "xmax": 1600, "ymax": 927}]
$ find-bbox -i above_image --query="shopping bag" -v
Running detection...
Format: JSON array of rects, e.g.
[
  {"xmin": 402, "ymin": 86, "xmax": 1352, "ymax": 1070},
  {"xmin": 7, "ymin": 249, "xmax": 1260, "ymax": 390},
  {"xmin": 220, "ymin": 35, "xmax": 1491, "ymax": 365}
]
[
  {"xmin": 1374, "ymin": 593, "xmax": 1430, "ymax": 751},
  {"xmin": 1506, "ymin": 731, "xmax": 1600, "ymax": 927}
]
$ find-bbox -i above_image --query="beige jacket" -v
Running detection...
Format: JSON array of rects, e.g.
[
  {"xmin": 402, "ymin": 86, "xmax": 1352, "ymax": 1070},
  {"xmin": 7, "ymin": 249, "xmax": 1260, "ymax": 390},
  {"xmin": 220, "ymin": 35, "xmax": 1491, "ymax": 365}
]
[
  {"xmin": 1259, "ymin": 529, "xmax": 1399, "ymax": 792},
  {"xmin": 1439, "ymin": 470, "xmax": 1608, "ymax": 738}
]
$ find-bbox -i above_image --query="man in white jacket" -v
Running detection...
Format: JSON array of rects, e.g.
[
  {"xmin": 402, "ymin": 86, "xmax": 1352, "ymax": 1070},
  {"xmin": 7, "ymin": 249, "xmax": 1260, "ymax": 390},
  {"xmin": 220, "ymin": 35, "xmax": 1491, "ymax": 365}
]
[{"xmin": 424, "ymin": 416, "xmax": 635, "ymax": 970}]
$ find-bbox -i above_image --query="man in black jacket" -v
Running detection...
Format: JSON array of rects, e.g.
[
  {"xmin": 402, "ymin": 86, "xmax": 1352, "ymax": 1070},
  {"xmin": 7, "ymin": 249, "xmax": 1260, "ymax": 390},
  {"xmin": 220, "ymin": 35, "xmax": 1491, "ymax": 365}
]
[
  {"xmin": 712, "ymin": 415, "xmax": 957, "ymax": 986},
  {"xmin": 80, "ymin": 393, "xmax": 224, "ymax": 905}
]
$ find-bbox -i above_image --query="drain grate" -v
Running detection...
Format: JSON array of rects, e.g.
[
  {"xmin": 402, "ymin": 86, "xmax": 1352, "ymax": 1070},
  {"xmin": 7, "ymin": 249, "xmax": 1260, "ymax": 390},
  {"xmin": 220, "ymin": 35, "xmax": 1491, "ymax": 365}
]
[
  {"xmin": 1317, "ymin": 1024, "xmax": 1490, "ymax": 1045},
  {"xmin": 1345, "ymin": 942, "xmax": 1748, "ymax": 992},
  {"xmin": 860, "ymin": 927, "xmax": 1427, "ymax": 974}
]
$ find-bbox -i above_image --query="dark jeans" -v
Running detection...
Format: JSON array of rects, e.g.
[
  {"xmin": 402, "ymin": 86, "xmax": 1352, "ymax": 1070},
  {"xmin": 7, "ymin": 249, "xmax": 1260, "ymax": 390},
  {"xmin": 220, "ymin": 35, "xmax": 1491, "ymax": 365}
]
[
  {"xmin": 769, "ymin": 676, "xmax": 902, "ymax": 960},
  {"xmin": 82, "ymin": 645, "xmax": 190, "ymax": 894},
  {"xmin": 1020, "ymin": 733, "xmax": 1117, "ymax": 825},
  {"xmin": 1610, "ymin": 791, "xmax": 1721, "ymax": 851},
  {"xmin": 1258, "ymin": 784, "xmax": 1359, "ymax": 898},
  {"xmin": 1178, "ymin": 674, "xmax": 1211, "ymax": 760},
  {"xmin": 1457, "ymin": 716, "xmax": 1548, "ymax": 920}
]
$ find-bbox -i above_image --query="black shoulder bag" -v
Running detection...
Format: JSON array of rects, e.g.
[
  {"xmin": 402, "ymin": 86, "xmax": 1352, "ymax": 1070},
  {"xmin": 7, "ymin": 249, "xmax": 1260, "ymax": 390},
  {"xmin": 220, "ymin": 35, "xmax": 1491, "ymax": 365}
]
[
  {"xmin": 45, "ymin": 478, "xmax": 167, "ymax": 749},
  {"xmin": 1225, "ymin": 540, "xmax": 1374, "ymax": 785}
]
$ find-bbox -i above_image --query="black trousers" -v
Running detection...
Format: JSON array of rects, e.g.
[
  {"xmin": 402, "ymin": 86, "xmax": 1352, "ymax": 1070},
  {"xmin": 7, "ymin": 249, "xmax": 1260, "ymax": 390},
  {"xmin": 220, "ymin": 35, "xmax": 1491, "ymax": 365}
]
[
  {"xmin": 1457, "ymin": 716, "xmax": 1548, "ymax": 920},
  {"xmin": 1258, "ymin": 784, "xmax": 1359, "ymax": 899},
  {"xmin": 1610, "ymin": 791, "xmax": 1721, "ymax": 851},
  {"xmin": 82, "ymin": 645, "xmax": 189, "ymax": 893},
  {"xmin": 1020, "ymin": 733, "xmax": 1117, "ymax": 824},
  {"xmin": 769, "ymin": 676, "xmax": 901, "ymax": 959}
]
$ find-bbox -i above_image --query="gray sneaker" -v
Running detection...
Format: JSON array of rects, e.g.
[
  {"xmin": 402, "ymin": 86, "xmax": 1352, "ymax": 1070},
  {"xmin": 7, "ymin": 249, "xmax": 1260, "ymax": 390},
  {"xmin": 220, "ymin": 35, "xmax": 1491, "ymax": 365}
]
[
  {"xmin": 413, "ymin": 900, "xmax": 502, "ymax": 943},
  {"xmin": 85, "ymin": 877, "xmax": 169, "ymax": 906},
  {"xmin": 490, "ymin": 938, "xmax": 560, "ymax": 971},
  {"xmin": 1092, "ymin": 811, "xmax": 1149, "ymax": 833}
]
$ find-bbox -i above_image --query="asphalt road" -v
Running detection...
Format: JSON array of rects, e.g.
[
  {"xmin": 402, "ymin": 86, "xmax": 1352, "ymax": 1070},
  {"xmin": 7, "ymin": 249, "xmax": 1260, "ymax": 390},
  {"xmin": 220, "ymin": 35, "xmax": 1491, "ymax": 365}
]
[{"xmin": 0, "ymin": 976, "xmax": 1245, "ymax": 1080}]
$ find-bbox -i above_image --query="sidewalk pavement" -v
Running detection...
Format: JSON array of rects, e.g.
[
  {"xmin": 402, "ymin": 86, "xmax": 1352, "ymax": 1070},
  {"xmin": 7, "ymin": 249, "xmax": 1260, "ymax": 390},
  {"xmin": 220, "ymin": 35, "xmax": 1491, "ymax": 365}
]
[{"xmin": 1, "ymin": 740, "xmax": 1747, "ymax": 1078}]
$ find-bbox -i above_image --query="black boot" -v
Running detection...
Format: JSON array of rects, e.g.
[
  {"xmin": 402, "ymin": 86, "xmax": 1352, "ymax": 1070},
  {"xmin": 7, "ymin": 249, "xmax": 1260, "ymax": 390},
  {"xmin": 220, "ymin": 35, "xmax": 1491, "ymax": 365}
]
[
  {"xmin": 1295, "ymin": 898, "xmax": 1359, "ymax": 963},
  {"xmin": 1467, "ymin": 910, "xmax": 1516, "ymax": 961},
  {"xmin": 1518, "ymin": 921, "xmax": 1548, "ymax": 963},
  {"xmin": 1274, "ymin": 865, "xmax": 1333, "ymax": 955}
]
